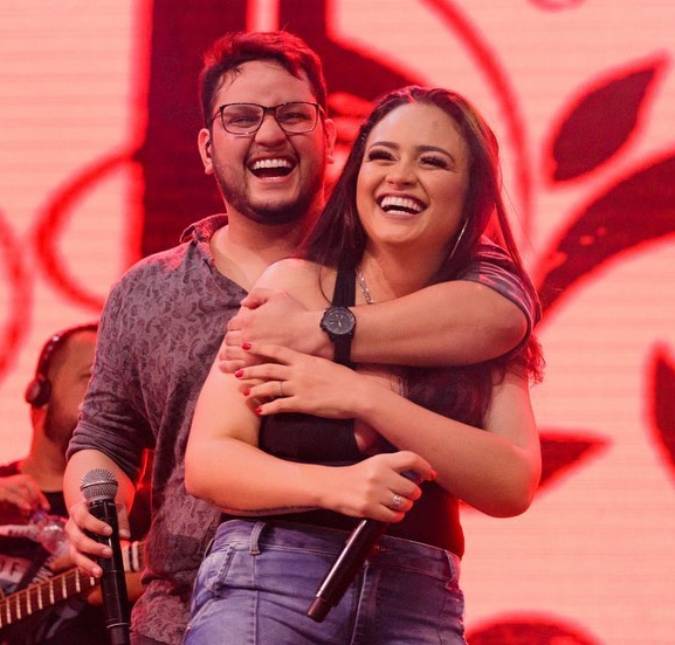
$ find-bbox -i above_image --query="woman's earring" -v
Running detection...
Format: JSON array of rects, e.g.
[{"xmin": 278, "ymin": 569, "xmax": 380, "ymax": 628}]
[{"xmin": 448, "ymin": 217, "xmax": 469, "ymax": 262}]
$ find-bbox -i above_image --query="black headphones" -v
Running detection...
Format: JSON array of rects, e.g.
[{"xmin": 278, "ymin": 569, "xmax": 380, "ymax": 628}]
[{"xmin": 24, "ymin": 322, "xmax": 98, "ymax": 408}]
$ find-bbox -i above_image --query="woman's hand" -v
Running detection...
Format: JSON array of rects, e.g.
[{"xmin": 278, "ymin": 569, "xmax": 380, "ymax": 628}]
[
  {"xmin": 232, "ymin": 343, "xmax": 369, "ymax": 419},
  {"xmin": 322, "ymin": 450, "xmax": 437, "ymax": 523}
]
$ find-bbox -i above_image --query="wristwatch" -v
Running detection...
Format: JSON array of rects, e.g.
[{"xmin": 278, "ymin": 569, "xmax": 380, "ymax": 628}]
[{"xmin": 320, "ymin": 306, "xmax": 356, "ymax": 364}]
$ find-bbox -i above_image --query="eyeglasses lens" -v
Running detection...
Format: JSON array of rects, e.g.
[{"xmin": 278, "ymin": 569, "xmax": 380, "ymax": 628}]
[{"xmin": 220, "ymin": 103, "xmax": 318, "ymax": 134}]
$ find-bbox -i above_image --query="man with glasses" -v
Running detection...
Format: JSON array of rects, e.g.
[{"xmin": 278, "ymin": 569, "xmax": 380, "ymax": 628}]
[
  {"xmin": 216, "ymin": 102, "xmax": 322, "ymax": 136},
  {"xmin": 63, "ymin": 31, "xmax": 536, "ymax": 644}
]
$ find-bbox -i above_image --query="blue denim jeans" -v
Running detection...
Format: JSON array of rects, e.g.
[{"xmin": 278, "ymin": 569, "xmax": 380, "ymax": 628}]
[{"xmin": 184, "ymin": 519, "xmax": 465, "ymax": 644}]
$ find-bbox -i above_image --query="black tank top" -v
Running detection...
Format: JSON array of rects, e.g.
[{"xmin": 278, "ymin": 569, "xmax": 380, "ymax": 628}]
[{"xmin": 256, "ymin": 265, "xmax": 464, "ymax": 556}]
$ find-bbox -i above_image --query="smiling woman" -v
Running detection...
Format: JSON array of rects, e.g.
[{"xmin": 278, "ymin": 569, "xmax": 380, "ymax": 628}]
[
  {"xmin": 355, "ymin": 101, "xmax": 470, "ymax": 288},
  {"xmin": 184, "ymin": 86, "xmax": 542, "ymax": 644},
  {"xmin": 304, "ymin": 87, "xmax": 517, "ymax": 288}
]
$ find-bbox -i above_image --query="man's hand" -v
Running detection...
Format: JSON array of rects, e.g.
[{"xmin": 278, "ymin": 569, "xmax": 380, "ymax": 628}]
[
  {"xmin": 0, "ymin": 474, "xmax": 50, "ymax": 513},
  {"xmin": 220, "ymin": 289, "xmax": 327, "ymax": 373},
  {"xmin": 65, "ymin": 499, "xmax": 130, "ymax": 578}
]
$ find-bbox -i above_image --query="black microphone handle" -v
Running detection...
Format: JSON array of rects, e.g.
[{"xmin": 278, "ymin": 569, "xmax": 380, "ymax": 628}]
[
  {"xmin": 87, "ymin": 497, "xmax": 131, "ymax": 645},
  {"xmin": 307, "ymin": 518, "xmax": 387, "ymax": 622},
  {"xmin": 307, "ymin": 471, "xmax": 422, "ymax": 622}
]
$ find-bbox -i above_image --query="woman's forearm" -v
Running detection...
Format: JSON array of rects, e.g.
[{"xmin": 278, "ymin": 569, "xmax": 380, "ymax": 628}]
[
  {"xmin": 234, "ymin": 348, "xmax": 539, "ymax": 517},
  {"xmin": 185, "ymin": 426, "xmax": 435, "ymax": 523},
  {"xmin": 185, "ymin": 437, "xmax": 329, "ymax": 515},
  {"xmin": 353, "ymin": 377, "xmax": 540, "ymax": 517}
]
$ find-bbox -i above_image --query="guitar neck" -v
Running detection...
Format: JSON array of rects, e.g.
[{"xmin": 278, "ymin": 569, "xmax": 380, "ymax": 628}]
[
  {"xmin": 0, "ymin": 568, "xmax": 98, "ymax": 629},
  {"xmin": 0, "ymin": 540, "xmax": 144, "ymax": 630}
]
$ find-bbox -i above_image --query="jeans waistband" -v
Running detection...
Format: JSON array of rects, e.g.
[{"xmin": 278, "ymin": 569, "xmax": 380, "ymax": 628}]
[{"xmin": 212, "ymin": 518, "xmax": 460, "ymax": 581}]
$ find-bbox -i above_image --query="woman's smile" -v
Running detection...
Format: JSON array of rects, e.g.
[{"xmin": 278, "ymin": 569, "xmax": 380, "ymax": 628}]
[{"xmin": 356, "ymin": 102, "xmax": 470, "ymax": 253}]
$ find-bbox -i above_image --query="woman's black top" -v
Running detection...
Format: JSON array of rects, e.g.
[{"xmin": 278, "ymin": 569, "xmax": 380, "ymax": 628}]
[{"xmin": 255, "ymin": 265, "xmax": 465, "ymax": 556}]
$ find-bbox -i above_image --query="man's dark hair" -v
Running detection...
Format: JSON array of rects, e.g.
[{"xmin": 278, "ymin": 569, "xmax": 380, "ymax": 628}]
[{"xmin": 199, "ymin": 31, "xmax": 328, "ymax": 127}]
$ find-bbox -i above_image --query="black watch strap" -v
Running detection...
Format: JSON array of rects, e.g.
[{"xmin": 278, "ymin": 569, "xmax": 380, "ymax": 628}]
[
  {"xmin": 332, "ymin": 315, "xmax": 353, "ymax": 365},
  {"xmin": 325, "ymin": 265, "xmax": 356, "ymax": 367}
]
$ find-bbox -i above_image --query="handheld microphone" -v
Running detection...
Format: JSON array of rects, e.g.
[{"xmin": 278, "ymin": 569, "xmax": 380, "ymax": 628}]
[
  {"xmin": 80, "ymin": 469, "xmax": 130, "ymax": 645},
  {"xmin": 307, "ymin": 517, "xmax": 386, "ymax": 622},
  {"xmin": 307, "ymin": 471, "xmax": 422, "ymax": 622}
]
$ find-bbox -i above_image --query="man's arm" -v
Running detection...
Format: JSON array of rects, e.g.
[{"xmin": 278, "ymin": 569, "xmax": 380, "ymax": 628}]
[
  {"xmin": 348, "ymin": 280, "xmax": 527, "ymax": 365},
  {"xmin": 225, "ymin": 241, "xmax": 536, "ymax": 368},
  {"xmin": 64, "ymin": 275, "xmax": 152, "ymax": 577}
]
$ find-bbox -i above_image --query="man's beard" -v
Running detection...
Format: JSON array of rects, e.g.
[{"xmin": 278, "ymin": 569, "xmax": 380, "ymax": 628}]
[
  {"xmin": 43, "ymin": 404, "xmax": 75, "ymax": 456},
  {"xmin": 215, "ymin": 167, "xmax": 324, "ymax": 226}
]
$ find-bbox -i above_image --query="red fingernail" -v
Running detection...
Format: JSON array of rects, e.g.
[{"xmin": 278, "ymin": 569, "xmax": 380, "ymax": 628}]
[
  {"xmin": 242, "ymin": 342, "xmax": 252, "ymax": 350},
  {"xmin": 431, "ymin": 470, "xmax": 438, "ymax": 480},
  {"xmin": 234, "ymin": 369, "xmax": 244, "ymax": 378},
  {"xmin": 243, "ymin": 388, "xmax": 250, "ymax": 396},
  {"xmin": 255, "ymin": 406, "xmax": 263, "ymax": 415}
]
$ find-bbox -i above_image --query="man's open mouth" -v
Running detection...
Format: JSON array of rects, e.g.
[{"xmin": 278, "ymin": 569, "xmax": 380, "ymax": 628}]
[{"xmin": 247, "ymin": 157, "xmax": 296, "ymax": 178}]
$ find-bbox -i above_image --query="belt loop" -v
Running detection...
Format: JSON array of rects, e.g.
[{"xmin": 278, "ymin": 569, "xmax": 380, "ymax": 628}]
[
  {"xmin": 444, "ymin": 550, "xmax": 460, "ymax": 581},
  {"xmin": 249, "ymin": 521, "xmax": 266, "ymax": 555},
  {"xmin": 202, "ymin": 536, "xmax": 215, "ymax": 559}
]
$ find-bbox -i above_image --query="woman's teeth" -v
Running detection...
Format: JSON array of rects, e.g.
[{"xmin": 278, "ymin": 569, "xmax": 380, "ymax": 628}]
[{"xmin": 378, "ymin": 195, "xmax": 425, "ymax": 214}]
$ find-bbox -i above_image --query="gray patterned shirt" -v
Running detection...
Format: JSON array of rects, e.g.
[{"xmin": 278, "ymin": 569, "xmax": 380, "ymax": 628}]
[{"xmin": 68, "ymin": 214, "xmax": 536, "ymax": 644}]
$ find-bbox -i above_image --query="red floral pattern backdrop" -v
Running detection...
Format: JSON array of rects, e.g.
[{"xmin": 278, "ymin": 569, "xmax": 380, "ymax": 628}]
[{"xmin": 1, "ymin": 1, "xmax": 674, "ymax": 642}]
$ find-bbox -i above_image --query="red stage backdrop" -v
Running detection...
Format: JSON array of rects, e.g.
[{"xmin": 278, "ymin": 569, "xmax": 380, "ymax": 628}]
[{"xmin": 1, "ymin": 1, "xmax": 674, "ymax": 642}]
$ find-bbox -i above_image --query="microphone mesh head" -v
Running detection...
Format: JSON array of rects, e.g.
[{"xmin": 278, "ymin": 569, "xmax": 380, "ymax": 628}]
[{"xmin": 80, "ymin": 468, "xmax": 118, "ymax": 501}]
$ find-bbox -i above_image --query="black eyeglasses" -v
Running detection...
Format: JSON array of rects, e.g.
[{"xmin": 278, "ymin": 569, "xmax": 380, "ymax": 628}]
[{"xmin": 210, "ymin": 101, "xmax": 323, "ymax": 135}]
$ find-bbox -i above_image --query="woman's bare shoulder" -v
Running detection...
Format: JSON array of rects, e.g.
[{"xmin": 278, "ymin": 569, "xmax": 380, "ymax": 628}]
[
  {"xmin": 254, "ymin": 259, "xmax": 335, "ymax": 306},
  {"xmin": 255, "ymin": 258, "xmax": 322, "ymax": 288}
]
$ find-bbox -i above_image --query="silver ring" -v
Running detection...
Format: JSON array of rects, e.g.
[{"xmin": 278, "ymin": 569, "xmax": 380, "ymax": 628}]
[
  {"xmin": 391, "ymin": 493, "xmax": 403, "ymax": 510},
  {"xmin": 278, "ymin": 381, "xmax": 284, "ymax": 398}
]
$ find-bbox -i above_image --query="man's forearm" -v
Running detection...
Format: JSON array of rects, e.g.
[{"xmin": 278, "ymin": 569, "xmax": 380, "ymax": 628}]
[
  {"xmin": 230, "ymin": 278, "xmax": 529, "ymax": 368},
  {"xmin": 64, "ymin": 449, "xmax": 135, "ymax": 513},
  {"xmin": 321, "ymin": 281, "xmax": 527, "ymax": 366}
]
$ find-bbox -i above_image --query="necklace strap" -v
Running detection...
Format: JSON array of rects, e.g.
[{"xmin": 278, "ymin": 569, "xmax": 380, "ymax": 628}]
[{"xmin": 357, "ymin": 271, "xmax": 374, "ymax": 305}]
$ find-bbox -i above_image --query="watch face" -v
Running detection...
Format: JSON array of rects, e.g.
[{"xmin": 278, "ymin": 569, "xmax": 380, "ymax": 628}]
[{"xmin": 323, "ymin": 307, "xmax": 355, "ymax": 336}]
